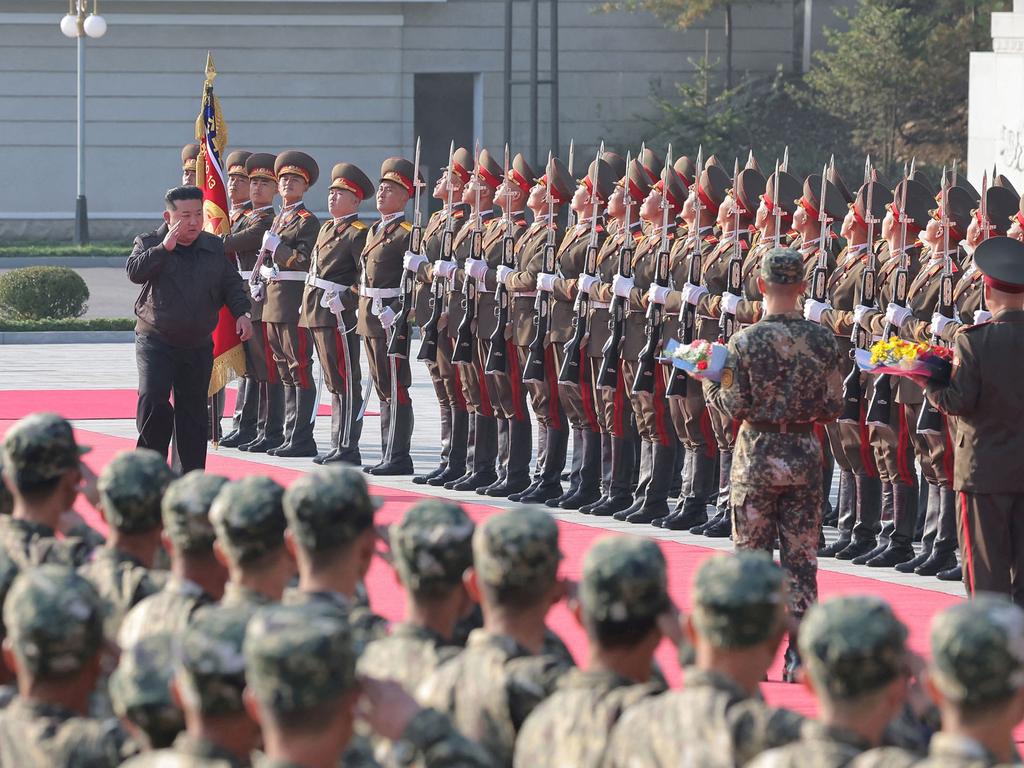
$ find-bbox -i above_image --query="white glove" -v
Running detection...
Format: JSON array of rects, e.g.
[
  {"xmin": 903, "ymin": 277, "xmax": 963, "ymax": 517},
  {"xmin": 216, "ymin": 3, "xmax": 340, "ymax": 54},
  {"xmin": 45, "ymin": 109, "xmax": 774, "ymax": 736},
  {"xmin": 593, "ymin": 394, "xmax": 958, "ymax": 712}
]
[
  {"xmin": 261, "ymin": 231, "xmax": 281, "ymax": 254},
  {"xmin": 853, "ymin": 304, "xmax": 877, "ymax": 329},
  {"xmin": 465, "ymin": 258, "xmax": 489, "ymax": 282},
  {"xmin": 647, "ymin": 284, "xmax": 670, "ymax": 305},
  {"xmin": 681, "ymin": 282, "xmax": 708, "ymax": 307},
  {"xmin": 721, "ymin": 292, "xmax": 743, "ymax": 316},
  {"xmin": 496, "ymin": 265, "xmax": 515, "ymax": 286},
  {"xmin": 973, "ymin": 309, "xmax": 993, "ymax": 324},
  {"xmin": 249, "ymin": 282, "xmax": 265, "ymax": 302},
  {"xmin": 612, "ymin": 274, "xmax": 635, "ymax": 299},
  {"xmin": 403, "ymin": 250, "xmax": 427, "ymax": 273},
  {"xmin": 434, "ymin": 260, "xmax": 457, "ymax": 279},
  {"xmin": 885, "ymin": 303, "xmax": 913, "ymax": 328},
  {"xmin": 930, "ymin": 312, "xmax": 954, "ymax": 335},
  {"xmin": 803, "ymin": 299, "xmax": 830, "ymax": 324},
  {"xmin": 326, "ymin": 291, "xmax": 344, "ymax": 315},
  {"xmin": 378, "ymin": 306, "xmax": 397, "ymax": 330},
  {"xmin": 537, "ymin": 273, "xmax": 557, "ymax": 292},
  {"xmin": 578, "ymin": 274, "xmax": 599, "ymax": 295}
]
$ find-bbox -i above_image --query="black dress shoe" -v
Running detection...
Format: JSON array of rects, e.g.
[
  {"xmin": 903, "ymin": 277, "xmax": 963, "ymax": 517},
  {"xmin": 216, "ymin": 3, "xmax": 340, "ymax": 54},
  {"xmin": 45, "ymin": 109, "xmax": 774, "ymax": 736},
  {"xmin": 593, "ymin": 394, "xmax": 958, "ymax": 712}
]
[
  {"xmin": 369, "ymin": 458, "xmax": 414, "ymax": 476},
  {"xmin": 363, "ymin": 462, "xmax": 383, "ymax": 474},
  {"xmin": 819, "ymin": 537, "xmax": 852, "ymax": 558},
  {"xmin": 508, "ymin": 480, "xmax": 542, "ymax": 503},
  {"xmin": 834, "ymin": 538, "xmax": 877, "ymax": 561},
  {"xmin": 313, "ymin": 449, "xmax": 339, "ymax": 465},
  {"xmin": 625, "ymin": 506, "xmax": 666, "ymax": 525},
  {"xmin": 589, "ymin": 496, "xmax": 633, "ymax": 518},
  {"xmin": 663, "ymin": 508, "xmax": 708, "ymax": 532},
  {"xmin": 853, "ymin": 541, "xmax": 888, "ymax": 566},
  {"xmin": 241, "ymin": 436, "xmax": 284, "ymax": 454},
  {"xmin": 559, "ymin": 489, "xmax": 602, "ymax": 510},
  {"xmin": 703, "ymin": 517, "xmax": 732, "ymax": 538},
  {"xmin": 895, "ymin": 548, "xmax": 932, "ymax": 573},
  {"xmin": 866, "ymin": 543, "xmax": 916, "ymax": 568},
  {"xmin": 219, "ymin": 429, "xmax": 255, "ymax": 449},
  {"xmin": 915, "ymin": 549, "xmax": 958, "ymax": 577},
  {"xmin": 545, "ymin": 489, "xmax": 576, "ymax": 509},
  {"xmin": 428, "ymin": 465, "xmax": 466, "ymax": 487},
  {"xmin": 483, "ymin": 478, "xmax": 531, "ymax": 498},
  {"xmin": 936, "ymin": 563, "xmax": 962, "ymax": 581},
  {"xmin": 413, "ymin": 464, "xmax": 447, "ymax": 485},
  {"xmin": 444, "ymin": 470, "xmax": 475, "ymax": 490},
  {"xmin": 578, "ymin": 495, "xmax": 608, "ymax": 515},
  {"xmin": 451, "ymin": 471, "xmax": 497, "ymax": 492},
  {"xmin": 275, "ymin": 442, "xmax": 318, "ymax": 458},
  {"xmin": 518, "ymin": 483, "xmax": 563, "ymax": 505}
]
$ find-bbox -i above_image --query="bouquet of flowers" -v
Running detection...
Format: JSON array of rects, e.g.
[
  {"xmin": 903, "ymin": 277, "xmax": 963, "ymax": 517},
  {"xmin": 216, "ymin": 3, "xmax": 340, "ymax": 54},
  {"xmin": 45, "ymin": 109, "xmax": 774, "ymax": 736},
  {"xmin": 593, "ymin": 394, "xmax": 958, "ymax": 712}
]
[
  {"xmin": 662, "ymin": 339, "xmax": 729, "ymax": 382},
  {"xmin": 854, "ymin": 337, "xmax": 953, "ymax": 385}
]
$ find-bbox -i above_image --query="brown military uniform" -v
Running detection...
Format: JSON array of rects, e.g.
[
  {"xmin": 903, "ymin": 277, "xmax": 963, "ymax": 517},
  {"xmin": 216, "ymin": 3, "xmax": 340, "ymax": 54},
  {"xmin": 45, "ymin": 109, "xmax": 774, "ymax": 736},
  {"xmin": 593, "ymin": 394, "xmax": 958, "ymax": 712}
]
[{"xmin": 224, "ymin": 203, "xmax": 274, "ymax": 383}]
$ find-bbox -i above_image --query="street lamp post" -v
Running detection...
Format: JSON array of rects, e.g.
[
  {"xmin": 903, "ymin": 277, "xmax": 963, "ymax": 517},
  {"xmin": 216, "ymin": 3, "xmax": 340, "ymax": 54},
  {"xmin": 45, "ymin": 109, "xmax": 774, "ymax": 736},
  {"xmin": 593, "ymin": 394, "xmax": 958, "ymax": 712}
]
[{"xmin": 60, "ymin": 0, "xmax": 106, "ymax": 245}]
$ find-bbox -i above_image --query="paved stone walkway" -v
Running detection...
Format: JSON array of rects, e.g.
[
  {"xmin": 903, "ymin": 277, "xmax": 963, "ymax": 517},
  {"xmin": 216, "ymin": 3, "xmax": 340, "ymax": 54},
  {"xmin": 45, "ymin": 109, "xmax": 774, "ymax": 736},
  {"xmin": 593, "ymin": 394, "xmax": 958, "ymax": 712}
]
[{"xmin": 0, "ymin": 341, "xmax": 964, "ymax": 597}]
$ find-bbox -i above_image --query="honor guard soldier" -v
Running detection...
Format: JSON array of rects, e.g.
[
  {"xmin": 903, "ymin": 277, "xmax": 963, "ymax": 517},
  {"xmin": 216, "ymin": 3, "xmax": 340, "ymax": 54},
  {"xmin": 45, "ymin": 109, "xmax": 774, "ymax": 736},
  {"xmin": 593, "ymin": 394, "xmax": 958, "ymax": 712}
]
[
  {"xmin": 473, "ymin": 152, "xmax": 535, "ymax": 497},
  {"xmin": 407, "ymin": 147, "xmax": 472, "ymax": 486},
  {"xmin": 579, "ymin": 159, "xmax": 649, "ymax": 517},
  {"xmin": 445, "ymin": 149, "xmax": 502, "ymax": 491},
  {"xmin": 181, "ymin": 143, "xmax": 199, "ymax": 186},
  {"xmin": 541, "ymin": 156, "xmax": 613, "ymax": 510},
  {"xmin": 255, "ymin": 151, "xmax": 321, "ymax": 458},
  {"xmin": 304, "ymin": 163, "xmax": 374, "ymax": 465},
  {"xmin": 232, "ymin": 153, "xmax": 283, "ymax": 454},
  {"xmin": 360, "ymin": 157, "xmax": 416, "ymax": 475},
  {"xmin": 504, "ymin": 157, "xmax": 574, "ymax": 504}
]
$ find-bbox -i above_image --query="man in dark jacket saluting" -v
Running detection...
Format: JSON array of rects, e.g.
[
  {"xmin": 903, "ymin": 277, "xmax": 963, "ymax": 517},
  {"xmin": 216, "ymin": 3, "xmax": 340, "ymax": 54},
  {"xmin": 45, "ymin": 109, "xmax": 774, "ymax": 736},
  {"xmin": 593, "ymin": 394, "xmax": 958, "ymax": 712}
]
[{"xmin": 127, "ymin": 185, "xmax": 253, "ymax": 472}]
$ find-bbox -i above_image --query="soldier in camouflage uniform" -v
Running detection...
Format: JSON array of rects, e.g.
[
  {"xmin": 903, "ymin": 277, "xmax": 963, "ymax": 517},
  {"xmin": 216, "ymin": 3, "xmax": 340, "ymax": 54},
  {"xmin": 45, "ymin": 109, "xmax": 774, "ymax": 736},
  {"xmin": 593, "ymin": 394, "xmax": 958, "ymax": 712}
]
[
  {"xmin": 109, "ymin": 633, "xmax": 184, "ymax": 751},
  {"xmin": 702, "ymin": 247, "xmax": 844, "ymax": 679},
  {"xmin": 210, "ymin": 475, "xmax": 294, "ymax": 613},
  {"xmin": 0, "ymin": 453, "xmax": 12, "ymax": 516},
  {"xmin": 121, "ymin": 605, "xmax": 259, "ymax": 767},
  {"xmin": 0, "ymin": 565, "xmax": 135, "ymax": 767},
  {"xmin": 0, "ymin": 412, "xmax": 96, "ymax": 568},
  {"xmin": 359, "ymin": 499, "xmax": 474, "ymax": 693},
  {"xmin": 417, "ymin": 507, "xmax": 574, "ymax": 767},
  {"xmin": 513, "ymin": 536, "xmax": 673, "ymax": 768},
  {"xmin": 0, "ymin": 554, "xmax": 18, "ymax": 708},
  {"xmin": 119, "ymin": 470, "xmax": 229, "ymax": 647},
  {"xmin": 748, "ymin": 596, "xmax": 914, "ymax": 768},
  {"xmin": 79, "ymin": 449, "xmax": 174, "ymax": 642},
  {"xmin": 604, "ymin": 552, "xmax": 804, "ymax": 768}
]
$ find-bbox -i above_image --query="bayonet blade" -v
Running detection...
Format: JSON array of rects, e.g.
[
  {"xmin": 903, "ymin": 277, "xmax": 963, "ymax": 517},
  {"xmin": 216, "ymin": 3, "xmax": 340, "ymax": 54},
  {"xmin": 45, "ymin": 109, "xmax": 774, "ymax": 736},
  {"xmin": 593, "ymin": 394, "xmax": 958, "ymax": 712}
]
[
  {"xmin": 782, "ymin": 146, "xmax": 789, "ymax": 172},
  {"xmin": 568, "ymin": 139, "xmax": 575, "ymax": 178},
  {"xmin": 412, "ymin": 136, "xmax": 423, "ymax": 230}
]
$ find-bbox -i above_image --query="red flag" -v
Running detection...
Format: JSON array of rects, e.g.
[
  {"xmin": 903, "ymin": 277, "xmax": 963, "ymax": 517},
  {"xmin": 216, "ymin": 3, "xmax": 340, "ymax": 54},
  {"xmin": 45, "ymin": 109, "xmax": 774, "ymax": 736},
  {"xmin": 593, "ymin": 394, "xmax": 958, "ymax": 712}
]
[{"xmin": 195, "ymin": 53, "xmax": 245, "ymax": 396}]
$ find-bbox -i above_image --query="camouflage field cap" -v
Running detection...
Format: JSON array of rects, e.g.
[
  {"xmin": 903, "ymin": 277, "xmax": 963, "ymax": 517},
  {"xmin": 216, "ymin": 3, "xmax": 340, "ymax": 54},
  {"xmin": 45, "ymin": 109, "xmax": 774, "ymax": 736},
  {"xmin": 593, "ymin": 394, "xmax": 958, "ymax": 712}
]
[
  {"xmin": 161, "ymin": 470, "xmax": 228, "ymax": 553},
  {"xmin": 98, "ymin": 449, "xmax": 176, "ymax": 534},
  {"xmin": 4, "ymin": 564, "xmax": 103, "ymax": 677},
  {"xmin": 110, "ymin": 633, "xmax": 185, "ymax": 747},
  {"xmin": 799, "ymin": 595, "xmax": 908, "ymax": 700},
  {"xmin": 0, "ymin": 454, "xmax": 12, "ymax": 516},
  {"xmin": 245, "ymin": 603, "xmax": 357, "ymax": 714},
  {"xmin": 392, "ymin": 499, "xmax": 475, "ymax": 593},
  {"xmin": 579, "ymin": 536, "xmax": 670, "ymax": 624},
  {"xmin": 210, "ymin": 476, "xmax": 287, "ymax": 565},
  {"xmin": 176, "ymin": 605, "xmax": 250, "ymax": 716},
  {"xmin": 472, "ymin": 507, "xmax": 561, "ymax": 590},
  {"xmin": 760, "ymin": 247, "xmax": 804, "ymax": 285},
  {"xmin": 929, "ymin": 595, "xmax": 1024, "ymax": 709},
  {"xmin": 283, "ymin": 466, "xmax": 378, "ymax": 553},
  {"xmin": 1, "ymin": 412, "xmax": 90, "ymax": 487},
  {"xmin": 692, "ymin": 552, "xmax": 785, "ymax": 648}
]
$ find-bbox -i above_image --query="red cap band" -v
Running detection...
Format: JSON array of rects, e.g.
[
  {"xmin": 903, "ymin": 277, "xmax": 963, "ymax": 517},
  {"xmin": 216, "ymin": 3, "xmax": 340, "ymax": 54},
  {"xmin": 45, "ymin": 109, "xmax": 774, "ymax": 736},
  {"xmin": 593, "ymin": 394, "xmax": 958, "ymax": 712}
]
[{"xmin": 983, "ymin": 274, "xmax": 1024, "ymax": 294}]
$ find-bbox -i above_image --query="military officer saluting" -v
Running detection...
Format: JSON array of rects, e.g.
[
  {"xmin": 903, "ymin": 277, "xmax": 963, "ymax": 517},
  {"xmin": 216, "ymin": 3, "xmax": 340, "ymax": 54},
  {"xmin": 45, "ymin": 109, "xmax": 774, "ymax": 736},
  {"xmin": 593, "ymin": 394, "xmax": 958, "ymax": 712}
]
[{"xmin": 301, "ymin": 163, "xmax": 374, "ymax": 466}]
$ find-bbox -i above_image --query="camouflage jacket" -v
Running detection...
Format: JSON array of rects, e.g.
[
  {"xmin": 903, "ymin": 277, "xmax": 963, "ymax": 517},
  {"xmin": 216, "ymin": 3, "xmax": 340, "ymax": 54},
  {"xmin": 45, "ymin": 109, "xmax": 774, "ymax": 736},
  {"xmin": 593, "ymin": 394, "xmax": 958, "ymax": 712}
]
[
  {"xmin": 850, "ymin": 733, "xmax": 1019, "ymax": 768},
  {"xmin": 704, "ymin": 312, "xmax": 844, "ymax": 488},
  {"xmin": 78, "ymin": 547, "xmax": 166, "ymax": 643},
  {"xmin": 0, "ymin": 516, "xmax": 93, "ymax": 569},
  {"xmin": 119, "ymin": 732, "xmax": 244, "ymax": 767},
  {"xmin": 118, "ymin": 574, "xmax": 212, "ymax": 647},
  {"xmin": 358, "ymin": 622, "xmax": 461, "ymax": 696},
  {"xmin": 602, "ymin": 667, "xmax": 805, "ymax": 768},
  {"xmin": 513, "ymin": 668, "xmax": 666, "ymax": 768},
  {"xmin": 220, "ymin": 582, "xmax": 275, "ymax": 616},
  {"xmin": 281, "ymin": 587, "xmax": 388, "ymax": 655},
  {"xmin": 0, "ymin": 686, "xmax": 13, "ymax": 711},
  {"xmin": 417, "ymin": 629, "xmax": 574, "ymax": 767},
  {"xmin": 747, "ymin": 720, "xmax": 874, "ymax": 768},
  {"xmin": 0, "ymin": 697, "xmax": 136, "ymax": 767}
]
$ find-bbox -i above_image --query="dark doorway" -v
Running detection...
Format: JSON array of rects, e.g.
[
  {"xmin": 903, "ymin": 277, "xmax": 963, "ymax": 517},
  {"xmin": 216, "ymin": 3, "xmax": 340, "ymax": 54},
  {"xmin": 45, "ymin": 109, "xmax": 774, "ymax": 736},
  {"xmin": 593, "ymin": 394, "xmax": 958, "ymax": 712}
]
[{"xmin": 415, "ymin": 73, "xmax": 475, "ymax": 214}]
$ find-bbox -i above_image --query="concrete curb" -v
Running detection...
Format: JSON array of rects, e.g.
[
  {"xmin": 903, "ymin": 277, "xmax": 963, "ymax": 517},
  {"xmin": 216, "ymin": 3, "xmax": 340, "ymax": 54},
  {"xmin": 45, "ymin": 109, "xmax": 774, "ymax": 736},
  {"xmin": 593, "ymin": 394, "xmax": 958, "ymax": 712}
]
[
  {"xmin": 0, "ymin": 257, "xmax": 124, "ymax": 268},
  {"xmin": 0, "ymin": 331, "xmax": 134, "ymax": 344}
]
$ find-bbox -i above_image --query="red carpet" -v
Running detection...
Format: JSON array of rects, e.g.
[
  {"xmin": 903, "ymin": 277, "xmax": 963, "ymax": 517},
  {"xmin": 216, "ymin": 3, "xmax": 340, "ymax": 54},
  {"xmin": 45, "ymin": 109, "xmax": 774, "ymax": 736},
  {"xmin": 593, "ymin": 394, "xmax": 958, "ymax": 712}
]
[{"xmin": 0, "ymin": 418, "xmax": 966, "ymax": 720}]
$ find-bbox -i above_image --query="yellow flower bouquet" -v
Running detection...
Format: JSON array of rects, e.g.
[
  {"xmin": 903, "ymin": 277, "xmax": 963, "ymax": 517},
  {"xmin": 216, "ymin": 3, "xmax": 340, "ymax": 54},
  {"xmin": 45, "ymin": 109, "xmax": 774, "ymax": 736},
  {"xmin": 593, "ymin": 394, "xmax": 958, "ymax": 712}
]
[{"xmin": 855, "ymin": 337, "xmax": 953, "ymax": 384}]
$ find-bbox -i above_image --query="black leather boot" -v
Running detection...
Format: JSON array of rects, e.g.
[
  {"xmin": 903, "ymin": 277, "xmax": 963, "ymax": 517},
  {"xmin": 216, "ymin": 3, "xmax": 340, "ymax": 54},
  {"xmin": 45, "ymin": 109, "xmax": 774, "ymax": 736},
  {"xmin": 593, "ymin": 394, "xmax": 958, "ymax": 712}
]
[
  {"xmin": 702, "ymin": 450, "xmax": 733, "ymax": 537},
  {"xmin": 415, "ymin": 404, "xmax": 452, "ymax": 484},
  {"xmin": 559, "ymin": 430, "xmax": 603, "ymax": 509},
  {"xmin": 866, "ymin": 482, "xmax": 916, "ymax": 567},
  {"xmin": 916, "ymin": 487, "xmax": 959, "ymax": 576},
  {"xmin": 275, "ymin": 386, "xmax": 319, "ymax": 457},
  {"xmin": 614, "ymin": 440, "xmax": 652, "ymax": 521},
  {"xmin": 936, "ymin": 563, "xmax": 962, "ymax": 581},
  {"xmin": 851, "ymin": 482, "xmax": 893, "ymax": 563},
  {"xmin": 239, "ymin": 382, "xmax": 284, "ymax": 453},
  {"xmin": 897, "ymin": 483, "xmax": 940, "ymax": 572},
  {"xmin": 547, "ymin": 428, "xmax": 584, "ymax": 508},
  {"xmin": 625, "ymin": 440, "xmax": 676, "ymax": 525},
  {"xmin": 485, "ymin": 418, "xmax": 533, "ymax": 497},
  {"xmin": 445, "ymin": 412, "xmax": 477, "ymax": 489},
  {"xmin": 370, "ymin": 401, "xmax": 415, "ymax": 475},
  {"xmin": 667, "ymin": 447, "xmax": 717, "ymax": 532},
  {"xmin": 588, "ymin": 432, "xmax": 636, "ymax": 517},
  {"xmin": 453, "ymin": 414, "xmax": 499, "ymax": 491},
  {"xmin": 267, "ymin": 385, "xmax": 297, "ymax": 456},
  {"xmin": 430, "ymin": 408, "xmax": 468, "ymax": 486},
  {"xmin": 314, "ymin": 393, "xmax": 343, "ymax": 465},
  {"xmin": 518, "ymin": 427, "xmax": 568, "ymax": 504},
  {"xmin": 656, "ymin": 447, "xmax": 693, "ymax": 527},
  {"xmin": 221, "ymin": 378, "xmax": 259, "ymax": 448},
  {"xmin": 580, "ymin": 430, "xmax": 613, "ymax": 515}
]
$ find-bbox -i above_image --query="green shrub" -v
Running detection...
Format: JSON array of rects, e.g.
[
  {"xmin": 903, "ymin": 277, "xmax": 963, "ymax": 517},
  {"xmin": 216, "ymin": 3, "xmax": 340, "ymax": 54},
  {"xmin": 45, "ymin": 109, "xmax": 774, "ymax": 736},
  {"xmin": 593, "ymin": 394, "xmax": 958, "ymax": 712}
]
[
  {"xmin": 0, "ymin": 266, "xmax": 90, "ymax": 320},
  {"xmin": 0, "ymin": 242, "xmax": 128, "ymax": 259},
  {"xmin": 0, "ymin": 316, "xmax": 133, "ymax": 332}
]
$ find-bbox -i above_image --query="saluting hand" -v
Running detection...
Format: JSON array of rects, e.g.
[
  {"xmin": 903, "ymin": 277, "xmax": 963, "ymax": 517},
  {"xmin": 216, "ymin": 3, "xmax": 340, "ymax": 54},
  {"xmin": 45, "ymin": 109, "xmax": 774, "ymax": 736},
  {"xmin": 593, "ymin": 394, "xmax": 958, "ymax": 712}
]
[{"xmin": 161, "ymin": 221, "xmax": 182, "ymax": 251}]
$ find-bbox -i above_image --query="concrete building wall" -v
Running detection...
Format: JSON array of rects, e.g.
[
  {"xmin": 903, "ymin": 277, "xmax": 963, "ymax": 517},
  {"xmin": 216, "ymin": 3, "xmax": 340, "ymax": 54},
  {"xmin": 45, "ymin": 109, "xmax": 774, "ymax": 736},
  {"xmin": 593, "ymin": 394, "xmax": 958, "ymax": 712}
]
[{"xmin": 0, "ymin": 0, "xmax": 854, "ymax": 240}]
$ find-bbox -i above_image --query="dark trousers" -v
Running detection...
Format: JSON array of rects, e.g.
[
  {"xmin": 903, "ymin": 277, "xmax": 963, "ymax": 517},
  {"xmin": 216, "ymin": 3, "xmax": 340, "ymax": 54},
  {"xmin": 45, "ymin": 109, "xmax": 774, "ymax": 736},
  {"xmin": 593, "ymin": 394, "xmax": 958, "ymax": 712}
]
[{"xmin": 136, "ymin": 333, "xmax": 213, "ymax": 473}]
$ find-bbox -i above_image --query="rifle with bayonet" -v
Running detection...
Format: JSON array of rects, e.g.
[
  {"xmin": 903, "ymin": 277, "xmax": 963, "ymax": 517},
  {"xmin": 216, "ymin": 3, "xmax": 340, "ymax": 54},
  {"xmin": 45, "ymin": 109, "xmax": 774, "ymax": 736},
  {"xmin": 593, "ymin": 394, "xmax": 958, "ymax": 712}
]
[
  {"xmin": 452, "ymin": 144, "xmax": 485, "ymax": 365},
  {"xmin": 522, "ymin": 152, "xmax": 557, "ymax": 384},
  {"xmin": 596, "ymin": 150, "xmax": 635, "ymax": 390},
  {"xmin": 979, "ymin": 171, "xmax": 991, "ymax": 313},
  {"xmin": 387, "ymin": 137, "xmax": 422, "ymax": 359},
  {"xmin": 917, "ymin": 168, "xmax": 952, "ymax": 435},
  {"xmin": 417, "ymin": 140, "xmax": 457, "ymax": 363},
  {"xmin": 719, "ymin": 156, "xmax": 744, "ymax": 342},
  {"xmin": 810, "ymin": 164, "xmax": 832, "ymax": 304},
  {"xmin": 485, "ymin": 144, "xmax": 516, "ymax": 375},
  {"xmin": 666, "ymin": 145, "xmax": 704, "ymax": 399}
]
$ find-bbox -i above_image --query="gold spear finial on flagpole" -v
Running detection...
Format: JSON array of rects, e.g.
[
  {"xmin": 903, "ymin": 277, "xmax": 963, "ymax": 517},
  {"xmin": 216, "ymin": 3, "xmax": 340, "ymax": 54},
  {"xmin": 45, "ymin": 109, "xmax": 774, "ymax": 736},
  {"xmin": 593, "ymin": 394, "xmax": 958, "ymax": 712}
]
[{"xmin": 205, "ymin": 51, "xmax": 217, "ymax": 83}]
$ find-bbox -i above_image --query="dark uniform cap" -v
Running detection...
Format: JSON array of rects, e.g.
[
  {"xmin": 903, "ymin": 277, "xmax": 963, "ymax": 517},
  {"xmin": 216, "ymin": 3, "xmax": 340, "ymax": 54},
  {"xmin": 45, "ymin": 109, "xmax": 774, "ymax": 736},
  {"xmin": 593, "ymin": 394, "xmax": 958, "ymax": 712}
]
[
  {"xmin": 225, "ymin": 150, "xmax": 252, "ymax": 178},
  {"xmin": 622, "ymin": 158, "xmax": 653, "ymax": 203},
  {"xmin": 762, "ymin": 170, "xmax": 802, "ymax": 220},
  {"xmin": 827, "ymin": 166, "xmax": 854, "ymax": 206},
  {"xmin": 799, "ymin": 595, "xmax": 908, "ymax": 700},
  {"xmin": 933, "ymin": 185, "xmax": 973, "ymax": 239},
  {"xmin": 911, "ymin": 168, "xmax": 936, "ymax": 196},
  {"xmin": 674, "ymin": 155, "xmax": 696, "ymax": 188},
  {"xmin": 2, "ymin": 412, "xmax": 90, "ymax": 488},
  {"xmin": 476, "ymin": 149, "xmax": 504, "ymax": 191},
  {"xmin": 983, "ymin": 185, "xmax": 1018, "ymax": 235},
  {"xmin": 581, "ymin": 158, "xmax": 617, "ymax": 203},
  {"xmin": 4, "ymin": 565, "xmax": 103, "ymax": 677},
  {"xmin": 275, "ymin": 150, "xmax": 319, "ymax": 187},
  {"xmin": 210, "ymin": 476, "xmax": 287, "ymax": 566},
  {"xmin": 603, "ymin": 152, "xmax": 626, "ymax": 183},
  {"xmin": 245, "ymin": 152, "xmax": 277, "ymax": 182},
  {"xmin": 181, "ymin": 143, "xmax": 200, "ymax": 171},
  {"xmin": 508, "ymin": 153, "xmax": 537, "ymax": 194},
  {"xmin": 473, "ymin": 507, "xmax": 561, "ymax": 590},
  {"xmin": 392, "ymin": 499, "xmax": 474, "ymax": 592},
  {"xmin": 799, "ymin": 174, "xmax": 847, "ymax": 223},
  {"xmin": 853, "ymin": 180, "xmax": 893, "ymax": 226},
  {"xmin": 0, "ymin": 455, "xmax": 13, "ymax": 516},
  {"xmin": 994, "ymin": 173, "xmax": 1018, "ymax": 197},
  {"xmin": 329, "ymin": 162, "xmax": 374, "ymax": 202},
  {"xmin": 639, "ymin": 147, "xmax": 664, "ymax": 184},
  {"xmin": 176, "ymin": 605, "xmax": 249, "ymax": 715},
  {"xmin": 161, "ymin": 470, "xmax": 228, "ymax": 554},
  {"xmin": 734, "ymin": 167, "xmax": 767, "ymax": 218},
  {"xmin": 957, "ymin": 174, "xmax": 980, "ymax": 203},
  {"xmin": 697, "ymin": 164, "xmax": 731, "ymax": 212},
  {"xmin": 890, "ymin": 179, "xmax": 934, "ymax": 231},
  {"xmin": 245, "ymin": 603, "xmax": 357, "ymax": 714},
  {"xmin": 974, "ymin": 236, "xmax": 1024, "ymax": 292},
  {"xmin": 446, "ymin": 147, "xmax": 474, "ymax": 185},
  {"xmin": 543, "ymin": 156, "xmax": 575, "ymax": 206},
  {"xmin": 380, "ymin": 156, "xmax": 416, "ymax": 197},
  {"xmin": 659, "ymin": 163, "xmax": 688, "ymax": 211},
  {"xmin": 283, "ymin": 466, "xmax": 378, "ymax": 553},
  {"xmin": 110, "ymin": 633, "xmax": 185, "ymax": 745},
  {"xmin": 579, "ymin": 536, "xmax": 670, "ymax": 624},
  {"xmin": 98, "ymin": 449, "xmax": 176, "ymax": 534},
  {"xmin": 692, "ymin": 552, "xmax": 785, "ymax": 649},
  {"xmin": 930, "ymin": 595, "xmax": 1024, "ymax": 709},
  {"xmin": 761, "ymin": 247, "xmax": 805, "ymax": 285}
]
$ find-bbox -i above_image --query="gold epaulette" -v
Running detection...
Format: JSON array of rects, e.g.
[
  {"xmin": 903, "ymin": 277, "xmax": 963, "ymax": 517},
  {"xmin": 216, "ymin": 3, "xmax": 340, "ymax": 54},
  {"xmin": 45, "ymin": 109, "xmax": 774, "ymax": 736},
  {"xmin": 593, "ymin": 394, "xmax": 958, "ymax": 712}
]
[
  {"xmin": 352, "ymin": 220, "xmax": 367, "ymax": 230},
  {"xmin": 400, "ymin": 221, "xmax": 413, "ymax": 232},
  {"xmin": 297, "ymin": 208, "xmax": 312, "ymax": 219}
]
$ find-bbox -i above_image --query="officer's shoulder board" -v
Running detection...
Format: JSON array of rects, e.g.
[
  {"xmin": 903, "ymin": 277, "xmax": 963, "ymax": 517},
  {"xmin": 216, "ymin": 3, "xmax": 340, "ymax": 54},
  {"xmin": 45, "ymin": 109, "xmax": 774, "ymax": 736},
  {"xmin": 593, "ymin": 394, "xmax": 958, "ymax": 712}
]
[
  {"xmin": 297, "ymin": 208, "xmax": 313, "ymax": 219},
  {"xmin": 352, "ymin": 220, "xmax": 367, "ymax": 230},
  {"xmin": 400, "ymin": 221, "xmax": 413, "ymax": 232},
  {"xmin": 452, "ymin": 208, "xmax": 466, "ymax": 219},
  {"xmin": 704, "ymin": 234, "xmax": 719, "ymax": 244}
]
